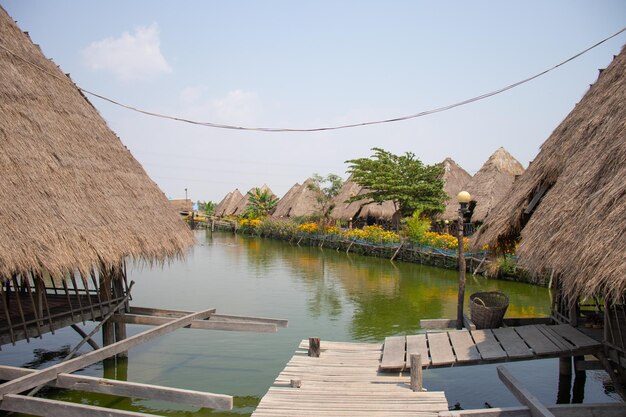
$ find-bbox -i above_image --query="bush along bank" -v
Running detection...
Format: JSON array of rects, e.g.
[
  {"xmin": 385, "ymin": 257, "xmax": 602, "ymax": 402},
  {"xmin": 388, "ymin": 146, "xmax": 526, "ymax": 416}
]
[{"xmin": 213, "ymin": 216, "xmax": 538, "ymax": 285}]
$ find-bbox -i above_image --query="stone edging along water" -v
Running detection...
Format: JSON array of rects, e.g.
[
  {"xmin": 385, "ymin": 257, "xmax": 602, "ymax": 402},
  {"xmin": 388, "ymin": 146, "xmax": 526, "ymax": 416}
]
[{"xmin": 206, "ymin": 221, "xmax": 543, "ymax": 287}]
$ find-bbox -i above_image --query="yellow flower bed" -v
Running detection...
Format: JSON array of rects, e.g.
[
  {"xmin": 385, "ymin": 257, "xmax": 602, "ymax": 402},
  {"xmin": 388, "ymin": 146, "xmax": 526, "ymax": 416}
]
[
  {"xmin": 298, "ymin": 222, "xmax": 320, "ymax": 234},
  {"xmin": 345, "ymin": 224, "xmax": 400, "ymax": 244},
  {"xmin": 419, "ymin": 231, "xmax": 469, "ymax": 251},
  {"xmin": 239, "ymin": 218, "xmax": 262, "ymax": 229}
]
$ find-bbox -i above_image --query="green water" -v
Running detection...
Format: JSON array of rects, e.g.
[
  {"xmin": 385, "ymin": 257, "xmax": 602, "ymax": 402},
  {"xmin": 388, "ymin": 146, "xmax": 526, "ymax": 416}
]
[{"xmin": 0, "ymin": 230, "xmax": 619, "ymax": 415}]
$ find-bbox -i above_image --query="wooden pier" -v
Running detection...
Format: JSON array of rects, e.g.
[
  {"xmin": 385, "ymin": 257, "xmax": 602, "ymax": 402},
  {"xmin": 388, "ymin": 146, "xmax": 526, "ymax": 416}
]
[
  {"xmin": 380, "ymin": 324, "xmax": 602, "ymax": 371},
  {"xmin": 252, "ymin": 339, "xmax": 449, "ymax": 417}
]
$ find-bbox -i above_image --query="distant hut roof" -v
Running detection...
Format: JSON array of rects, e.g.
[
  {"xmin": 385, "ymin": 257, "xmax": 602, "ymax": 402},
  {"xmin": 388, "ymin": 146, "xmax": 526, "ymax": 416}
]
[
  {"xmin": 0, "ymin": 7, "xmax": 194, "ymax": 279},
  {"xmin": 169, "ymin": 199, "xmax": 193, "ymax": 213},
  {"xmin": 272, "ymin": 183, "xmax": 301, "ymax": 218},
  {"xmin": 465, "ymin": 147, "xmax": 524, "ymax": 223},
  {"xmin": 358, "ymin": 200, "xmax": 398, "ymax": 221},
  {"xmin": 215, "ymin": 189, "xmax": 244, "ymax": 217},
  {"xmin": 329, "ymin": 176, "xmax": 369, "ymax": 221},
  {"xmin": 330, "ymin": 176, "xmax": 398, "ymax": 222},
  {"xmin": 231, "ymin": 184, "xmax": 276, "ymax": 216},
  {"xmin": 472, "ymin": 46, "xmax": 626, "ymax": 303},
  {"xmin": 273, "ymin": 178, "xmax": 321, "ymax": 218},
  {"xmin": 439, "ymin": 158, "xmax": 473, "ymax": 220}
]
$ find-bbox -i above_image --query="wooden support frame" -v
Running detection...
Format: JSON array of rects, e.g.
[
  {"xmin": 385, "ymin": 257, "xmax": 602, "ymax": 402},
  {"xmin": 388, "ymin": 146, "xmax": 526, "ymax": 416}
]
[
  {"xmin": 497, "ymin": 366, "xmax": 556, "ymax": 417},
  {"xmin": 0, "ymin": 308, "xmax": 216, "ymax": 399},
  {"xmin": 0, "ymin": 365, "xmax": 232, "ymax": 410},
  {"xmin": 110, "ymin": 313, "xmax": 278, "ymax": 333}
]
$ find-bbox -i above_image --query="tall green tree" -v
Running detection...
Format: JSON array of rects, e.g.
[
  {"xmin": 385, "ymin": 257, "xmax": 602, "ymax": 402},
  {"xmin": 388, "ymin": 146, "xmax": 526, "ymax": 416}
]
[
  {"xmin": 244, "ymin": 188, "xmax": 278, "ymax": 218},
  {"xmin": 308, "ymin": 173, "xmax": 344, "ymax": 224},
  {"xmin": 197, "ymin": 200, "xmax": 216, "ymax": 215},
  {"xmin": 345, "ymin": 148, "xmax": 445, "ymax": 218}
]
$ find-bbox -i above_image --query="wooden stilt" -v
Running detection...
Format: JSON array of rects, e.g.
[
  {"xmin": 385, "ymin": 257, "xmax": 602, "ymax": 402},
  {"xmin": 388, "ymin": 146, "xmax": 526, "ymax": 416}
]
[
  {"xmin": 557, "ymin": 356, "xmax": 572, "ymax": 404},
  {"xmin": 410, "ymin": 353, "xmax": 423, "ymax": 392},
  {"xmin": 308, "ymin": 337, "xmax": 320, "ymax": 357}
]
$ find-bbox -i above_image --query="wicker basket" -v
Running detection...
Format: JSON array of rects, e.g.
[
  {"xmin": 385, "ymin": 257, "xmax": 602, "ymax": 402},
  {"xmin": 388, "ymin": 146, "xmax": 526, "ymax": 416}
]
[{"xmin": 470, "ymin": 291, "xmax": 509, "ymax": 329}]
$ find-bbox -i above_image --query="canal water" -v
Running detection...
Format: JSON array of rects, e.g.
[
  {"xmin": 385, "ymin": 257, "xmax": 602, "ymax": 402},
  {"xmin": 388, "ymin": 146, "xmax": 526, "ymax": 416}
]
[{"xmin": 0, "ymin": 230, "xmax": 619, "ymax": 416}]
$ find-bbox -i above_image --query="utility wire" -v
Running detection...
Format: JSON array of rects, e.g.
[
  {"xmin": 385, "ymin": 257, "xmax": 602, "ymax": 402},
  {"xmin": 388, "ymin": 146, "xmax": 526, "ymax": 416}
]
[{"xmin": 1, "ymin": 27, "xmax": 624, "ymax": 132}]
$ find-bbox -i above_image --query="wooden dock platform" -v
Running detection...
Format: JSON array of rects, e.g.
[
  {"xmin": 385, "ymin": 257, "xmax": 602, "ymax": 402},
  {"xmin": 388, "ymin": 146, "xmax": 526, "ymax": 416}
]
[
  {"xmin": 380, "ymin": 324, "xmax": 602, "ymax": 371},
  {"xmin": 252, "ymin": 340, "xmax": 448, "ymax": 417}
]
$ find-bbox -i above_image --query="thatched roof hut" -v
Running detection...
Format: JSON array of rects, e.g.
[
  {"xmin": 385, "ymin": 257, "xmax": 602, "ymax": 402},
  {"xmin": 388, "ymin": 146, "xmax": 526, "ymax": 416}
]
[
  {"xmin": 231, "ymin": 184, "xmax": 276, "ymax": 216},
  {"xmin": 214, "ymin": 189, "xmax": 244, "ymax": 217},
  {"xmin": 169, "ymin": 198, "xmax": 193, "ymax": 214},
  {"xmin": 439, "ymin": 158, "xmax": 473, "ymax": 221},
  {"xmin": 465, "ymin": 147, "xmax": 524, "ymax": 223},
  {"xmin": 329, "ymin": 176, "xmax": 365, "ymax": 221},
  {"xmin": 0, "ymin": 7, "xmax": 194, "ymax": 280},
  {"xmin": 329, "ymin": 176, "xmax": 398, "ymax": 224},
  {"xmin": 473, "ymin": 47, "xmax": 626, "ymax": 303},
  {"xmin": 273, "ymin": 178, "xmax": 322, "ymax": 218}
]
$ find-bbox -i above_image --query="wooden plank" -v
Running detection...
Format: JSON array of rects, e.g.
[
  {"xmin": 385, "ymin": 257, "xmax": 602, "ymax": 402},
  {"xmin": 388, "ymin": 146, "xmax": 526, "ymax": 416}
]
[
  {"xmin": 448, "ymin": 330, "xmax": 480, "ymax": 363},
  {"xmin": 210, "ymin": 314, "xmax": 288, "ymax": 328},
  {"xmin": 492, "ymin": 327, "xmax": 534, "ymax": 359},
  {"xmin": 440, "ymin": 403, "xmax": 626, "ymax": 417},
  {"xmin": 0, "ymin": 394, "xmax": 158, "ymax": 417},
  {"xmin": 471, "ymin": 330, "xmax": 507, "ymax": 360},
  {"xmin": 514, "ymin": 325, "xmax": 561, "ymax": 355},
  {"xmin": 549, "ymin": 324, "xmax": 601, "ymax": 348},
  {"xmin": 129, "ymin": 306, "xmax": 191, "ymax": 317},
  {"xmin": 427, "ymin": 332, "xmax": 456, "ymax": 366},
  {"xmin": 0, "ymin": 308, "xmax": 215, "ymax": 398},
  {"xmin": 0, "ymin": 366, "xmax": 232, "ymax": 410},
  {"xmin": 419, "ymin": 319, "xmax": 455, "ymax": 330},
  {"xmin": 497, "ymin": 366, "xmax": 556, "ymax": 417},
  {"xmin": 379, "ymin": 336, "xmax": 405, "ymax": 371},
  {"xmin": 111, "ymin": 314, "xmax": 277, "ymax": 333},
  {"xmin": 406, "ymin": 334, "xmax": 430, "ymax": 366},
  {"xmin": 536, "ymin": 325, "xmax": 574, "ymax": 352},
  {"xmin": 463, "ymin": 314, "xmax": 476, "ymax": 331}
]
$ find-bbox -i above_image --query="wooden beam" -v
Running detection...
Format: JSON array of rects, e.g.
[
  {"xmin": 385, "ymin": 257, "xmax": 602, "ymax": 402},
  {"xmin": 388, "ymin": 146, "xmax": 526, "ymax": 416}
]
[
  {"xmin": 497, "ymin": 366, "xmax": 556, "ymax": 417},
  {"xmin": 110, "ymin": 314, "xmax": 278, "ymax": 333},
  {"xmin": 419, "ymin": 319, "xmax": 455, "ymax": 329},
  {"xmin": 0, "ymin": 394, "xmax": 158, "ymax": 417},
  {"xmin": 0, "ymin": 365, "xmax": 232, "ymax": 410},
  {"xmin": 439, "ymin": 403, "xmax": 626, "ymax": 417},
  {"xmin": 0, "ymin": 308, "xmax": 215, "ymax": 399},
  {"xmin": 128, "ymin": 307, "xmax": 288, "ymax": 327}
]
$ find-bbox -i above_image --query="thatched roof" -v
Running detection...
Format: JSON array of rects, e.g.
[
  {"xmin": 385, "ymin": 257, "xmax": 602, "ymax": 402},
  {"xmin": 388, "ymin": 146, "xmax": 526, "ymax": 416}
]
[
  {"xmin": 214, "ymin": 189, "xmax": 244, "ymax": 217},
  {"xmin": 231, "ymin": 184, "xmax": 276, "ymax": 216},
  {"xmin": 439, "ymin": 158, "xmax": 473, "ymax": 220},
  {"xmin": 472, "ymin": 46, "xmax": 626, "ymax": 303},
  {"xmin": 329, "ymin": 176, "xmax": 398, "ymax": 222},
  {"xmin": 358, "ymin": 200, "xmax": 398, "ymax": 221},
  {"xmin": 272, "ymin": 183, "xmax": 301, "ymax": 217},
  {"xmin": 169, "ymin": 199, "xmax": 193, "ymax": 213},
  {"xmin": 0, "ymin": 7, "xmax": 194, "ymax": 280},
  {"xmin": 273, "ymin": 178, "xmax": 322, "ymax": 218},
  {"xmin": 465, "ymin": 147, "xmax": 524, "ymax": 223},
  {"xmin": 329, "ymin": 176, "xmax": 369, "ymax": 221}
]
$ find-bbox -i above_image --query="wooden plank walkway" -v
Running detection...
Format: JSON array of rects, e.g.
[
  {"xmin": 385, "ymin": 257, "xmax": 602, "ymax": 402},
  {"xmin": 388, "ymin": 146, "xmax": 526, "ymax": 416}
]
[
  {"xmin": 252, "ymin": 340, "xmax": 448, "ymax": 417},
  {"xmin": 380, "ymin": 324, "xmax": 601, "ymax": 371}
]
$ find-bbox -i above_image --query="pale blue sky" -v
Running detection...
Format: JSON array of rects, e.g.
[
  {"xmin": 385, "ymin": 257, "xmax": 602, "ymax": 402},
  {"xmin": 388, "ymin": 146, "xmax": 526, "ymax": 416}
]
[{"xmin": 3, "ymin": 1, "xmax": 625, "ymax": 202}]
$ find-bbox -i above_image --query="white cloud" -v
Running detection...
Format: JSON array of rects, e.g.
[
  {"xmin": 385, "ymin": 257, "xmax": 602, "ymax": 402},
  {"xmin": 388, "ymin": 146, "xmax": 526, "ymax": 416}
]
[
  {"xmin": 82, "ymin": 23, "xmax": 172, "ymax": 81},
  {"xmin": 176, "ymin": 88, "xmax": 263, "ymax": 125}
]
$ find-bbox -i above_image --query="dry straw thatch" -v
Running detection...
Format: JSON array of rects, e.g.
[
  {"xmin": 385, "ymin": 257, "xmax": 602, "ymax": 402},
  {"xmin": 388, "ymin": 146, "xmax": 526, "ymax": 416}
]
[
  {"xmin": 329, "ymin": 176, "xmax": 398, "ymax": 222},
  {"xmin": 231, "ymin": 184, "xmax": 276, "ymax": 216},
  {"xmin": 214, "ymin": 189, "xmax": 244, "ymax": 217},
  {"xmin": 169, "ymin": 198, "xmax": 193, "ymax": 213},
  {"xmin": 0, "ymin": 7, "xmax": 194, "ymax": 280},
  {"xmin": 473, "ymin": 46, "xmax": 626, "ymax": 303},
  {"xmin": 272, "ymin": 178, "xmax": 322, "ymax": 218},
  {"xmin": 439, "ymin": 157, "xmax": 473, "ymax": 220},
  {"xmin": 465, "ymin": 147, "xmax": 524, "ymax": 223}
]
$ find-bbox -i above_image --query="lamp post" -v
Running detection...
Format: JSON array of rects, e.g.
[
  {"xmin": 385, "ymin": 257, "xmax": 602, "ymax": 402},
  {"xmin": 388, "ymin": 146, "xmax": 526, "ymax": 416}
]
[
  {"xmin": 456, "ymin": 191, "xmax": 471, "ymax": 330},
  {"xmin": 185, "ymin": 188, "xmax": 188, "ymax": 201}
]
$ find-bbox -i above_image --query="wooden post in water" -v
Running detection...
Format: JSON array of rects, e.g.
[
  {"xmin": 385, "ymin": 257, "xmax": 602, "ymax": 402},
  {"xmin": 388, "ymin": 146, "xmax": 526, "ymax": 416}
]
[
  {"xmin": 557, "ymin": 356, "xmax": 572, "ymax": 404},
  {"xmin": 410, "ymin": 354, "xmax": 422, "ymax": 392},
  {"xmin": 308, "ymin": 337, "xmax": 320, "ymax": 357},
  {"xmin": 113, "ymin": 272, "xmax": 128, "ymax": 358},
  {"xmin": 99, "ymin": 269, "xmax": 115, "ymax": 347}
]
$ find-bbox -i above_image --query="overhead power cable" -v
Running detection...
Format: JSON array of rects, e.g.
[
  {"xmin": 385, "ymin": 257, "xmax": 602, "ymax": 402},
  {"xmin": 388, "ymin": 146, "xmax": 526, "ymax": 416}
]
[{"xmin": 1, "ymin": 26, "xmax": 624, "ymax": 132}]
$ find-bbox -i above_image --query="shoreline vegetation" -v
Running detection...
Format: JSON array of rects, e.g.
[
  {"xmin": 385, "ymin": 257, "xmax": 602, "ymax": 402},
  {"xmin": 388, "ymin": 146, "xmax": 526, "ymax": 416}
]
[{"xmin": 198, "ymin": 216, "xmax": 542, "ymax": 287}]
